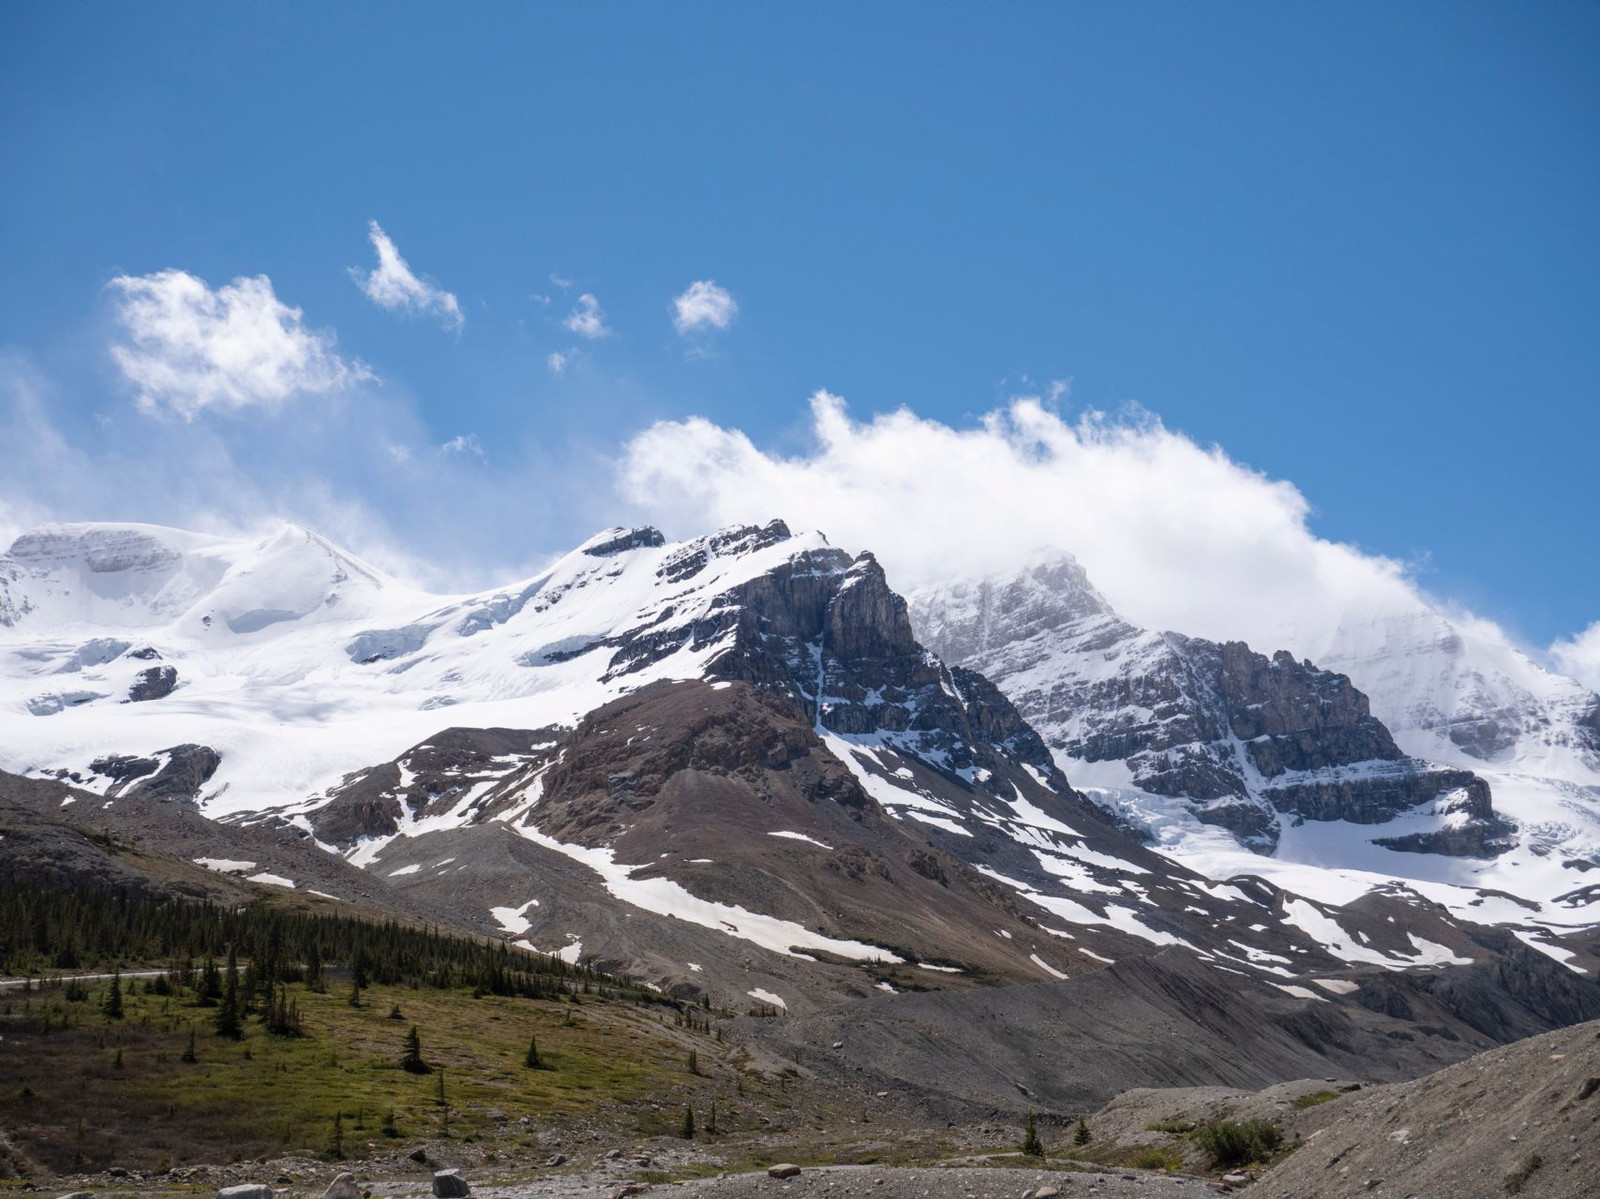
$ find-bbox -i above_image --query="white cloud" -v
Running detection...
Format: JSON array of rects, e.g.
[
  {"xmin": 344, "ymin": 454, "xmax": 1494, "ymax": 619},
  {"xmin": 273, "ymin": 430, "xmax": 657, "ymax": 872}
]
[
  {"xmin": 439, "ymin": 433, "xmax": 485, "ymax": 460},
  {"xmin": 351, "ymin": 221, "xmax": 464, "ymax": 332},
  {"xmin": 563, "ymin": 294, "xmax": 610, "ymax": 339},
  {"xmin": 617, "ymin": 391, "xmax": 1428, "ymax": 657},
  {"xmin": 672, "ymin": 280, "xmax": 738, "ymax": 334},
  {"xmin": 1552, "ymin": 623, "xmax": 1600, "ymax": 692},
  {"xmin": 547, "ymin": 350, "xmax": 570, "ymax": 375},
  {"xmin": 108, "ymin": 270, "xmax": 371, "ymax": 420}
]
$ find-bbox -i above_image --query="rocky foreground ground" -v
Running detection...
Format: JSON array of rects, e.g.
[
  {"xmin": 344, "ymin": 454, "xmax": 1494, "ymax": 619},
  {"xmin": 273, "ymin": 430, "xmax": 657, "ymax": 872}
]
[
  {"xmin": 492, "ymin": 1165, "xmax": 1213, "ymax": 1199},
  {"xmin": 14, "ymin": 1020, "xmax": 1599, "ymax": 1199}
]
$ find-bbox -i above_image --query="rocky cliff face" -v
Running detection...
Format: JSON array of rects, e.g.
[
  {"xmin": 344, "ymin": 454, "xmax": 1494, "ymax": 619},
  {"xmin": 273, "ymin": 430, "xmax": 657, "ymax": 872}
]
[{"xmin": 911, "ymin": 553, "xmax": 1507, "ymax": 854}]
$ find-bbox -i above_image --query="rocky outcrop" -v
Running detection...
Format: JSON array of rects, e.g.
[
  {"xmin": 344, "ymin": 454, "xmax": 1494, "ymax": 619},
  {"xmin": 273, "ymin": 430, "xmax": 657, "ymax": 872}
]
[
  {"xmin": 582, "ymin": 526, "xmax": 667, "ymax": 558},
  {"xmin": 126, "ymin": 665, "xmax": 178, "ymax": 701},
  {"xmin": 310, "ymin": 727, "xmax": 555, "ymax": 845},
  {"xmin": 96, "ymin": 744, "xmax": 220, "ymax": 803}
]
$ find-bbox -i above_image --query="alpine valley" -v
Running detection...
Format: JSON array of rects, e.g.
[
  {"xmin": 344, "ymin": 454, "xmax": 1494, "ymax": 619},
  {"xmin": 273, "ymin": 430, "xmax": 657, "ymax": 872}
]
[{"xmin": 4, "ymin": 517, "xmax": 1600, "ymax": 1127}]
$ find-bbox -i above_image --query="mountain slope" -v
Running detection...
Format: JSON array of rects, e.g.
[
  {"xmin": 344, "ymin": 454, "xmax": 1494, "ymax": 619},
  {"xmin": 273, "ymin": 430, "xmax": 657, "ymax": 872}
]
[
  {"xmin": 2, "ymin": 519, "xmax": 1593, "ymax": 1033},
  {"xmin": 909, "ymin": 553, "xmax": 1599, "ymax": 961}
]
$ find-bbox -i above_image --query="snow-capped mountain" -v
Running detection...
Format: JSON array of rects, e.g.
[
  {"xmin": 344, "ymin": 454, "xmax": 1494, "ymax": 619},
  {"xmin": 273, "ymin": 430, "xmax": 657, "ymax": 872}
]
[
  {"xmin": 909, "ymin": 552, "xmax": 1600, "ymax": 950},
  {"xmin": 1, "ymin": 520, "xmax": 1594, "ymax": 1020}
]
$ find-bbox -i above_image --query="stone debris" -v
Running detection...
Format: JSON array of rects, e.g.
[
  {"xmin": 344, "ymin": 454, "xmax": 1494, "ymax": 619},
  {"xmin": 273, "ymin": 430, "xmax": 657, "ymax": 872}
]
[
  {"xmin": 217, "ymin": 1187, "xmax": 274, "ymax": 1199},
  {"xmin": 323, "ymin": 1173, "xmax": 362, "ymax": 1199},
  {"xmin": 432, "ymin": 1168, "xmax": 471, "ymax": 1198}
]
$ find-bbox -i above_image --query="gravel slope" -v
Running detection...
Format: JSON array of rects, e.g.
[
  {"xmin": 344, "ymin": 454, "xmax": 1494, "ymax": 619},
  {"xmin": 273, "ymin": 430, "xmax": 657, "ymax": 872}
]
[{"xmin": 1252, "ymin": 1017, "xmax": 1600, "ymax": 1198}]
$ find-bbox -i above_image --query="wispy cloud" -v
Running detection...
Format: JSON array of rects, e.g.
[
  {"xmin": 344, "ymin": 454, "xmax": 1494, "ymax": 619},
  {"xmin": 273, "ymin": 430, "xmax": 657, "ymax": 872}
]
[
  {"xmin": 439, "ymin": 433, "xmax": 485, "ymax": 460},
  {"xmin": 672, "ymin": 280, "xmax": 737, "ymax": 335},
  {"xmin": 108, "ymin": 270, "xmax": 370, "ymax": 420},
  {"xmin": 563, "ymin": 293, "xmax": 610, "ymax": 339},
  {"xmin": 547, "ymin": 350, "xmax": 570, "ymax": 375},
  {"xmin": 351, "ymin": 221, "xmax": 464, "ymax": 333},
  {"xmin": 1552, "ymin": 623, "xmax": 1600, "ymax": 692}
]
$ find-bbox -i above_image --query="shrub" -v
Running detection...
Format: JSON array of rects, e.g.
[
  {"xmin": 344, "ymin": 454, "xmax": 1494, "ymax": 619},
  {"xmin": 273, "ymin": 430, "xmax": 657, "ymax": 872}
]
[
  {"xmin": 1192, "ymin": 1119, "xmax": 1282, "ymax": 1168},
  {"xmin": 1126, "ymin": 1146, "xmax": 1183, "ymax": 1171},
  {"xmin": 1146, "ymin": 1120, "xmax": 1196, "ymax": 1134}
]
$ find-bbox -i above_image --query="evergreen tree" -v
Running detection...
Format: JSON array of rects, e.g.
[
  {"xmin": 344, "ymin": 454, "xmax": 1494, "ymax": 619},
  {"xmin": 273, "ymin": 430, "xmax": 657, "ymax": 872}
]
[
  {"xmin": 707, "ymin": 1099, "xmax": 718, "ymax": 1136},
  {"xmin": 305, "ymin": 939, "xmax": 324, "ymax": 992},
  {"xmin": 679, "ymin": 1105, "xmax": 695, "ymax": 1139},
  {"xmin": 401, "ymin": 1025, "xmax": 430, "ymax": 1074},
  {"xmin": 381, "ymin": 1107, "xmax": 399, "ymax": 1138},
  {"xmin": 1022, "ymin": 1113, "xmax": 1044, "ymax": 1157},
  {"xmin": 1074, "ymin": 1119, "xmax": 1091, "ymax": 1147},
  {"xmin": 199, "ymin": 955, "xmax": 222, "ymax": 1005},
  {"xmin": 687, "ymin": 1047, "xmax": 699, "ymax": 1075},
  {"xmin": 214, "ymin": 948, "xmax": 243, "ymax": 1039},
  {"xmin": 326, "ymin": 1111, "xmax": 344, "ymax": 1159},
  {"xmin": 101, "ymin": 969, "xmax": 124, "ymax": 1020},
  {"xmin": 181, "ymin": 1027, "xmax": 198, "ymax": 1063},
  {"xmin": 524, "ymin": 1034, "xmax": 544, "ymax": 1070}
]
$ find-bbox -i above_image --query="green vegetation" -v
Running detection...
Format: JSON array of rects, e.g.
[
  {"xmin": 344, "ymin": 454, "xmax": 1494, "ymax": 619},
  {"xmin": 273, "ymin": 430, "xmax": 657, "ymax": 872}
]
[
  {"xmin": 1290, "ymin": 1088, "xmax": 1341, "ymax": 1110},
  {"xmin": 1191, "ymin": 1119, "xmax": 1283, "ymax": 1169},
  {"xmin": 1125, "ymin": 1146, "xmax": 1184, "ymax": 1171},
  {"xmin": 0, "ymin": 878, "xmax": 743, "ymax": 1175},
  {"xmin": 1145, "ymin": 1120, "xmax": 1196, "ymax": 1134}
]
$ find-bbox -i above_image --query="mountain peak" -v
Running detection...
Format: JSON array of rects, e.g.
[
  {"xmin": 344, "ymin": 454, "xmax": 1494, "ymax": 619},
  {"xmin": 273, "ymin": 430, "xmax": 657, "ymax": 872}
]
[{"xmin": 910, "ymin": 548, "xmax": 1121, "ymax": 667}]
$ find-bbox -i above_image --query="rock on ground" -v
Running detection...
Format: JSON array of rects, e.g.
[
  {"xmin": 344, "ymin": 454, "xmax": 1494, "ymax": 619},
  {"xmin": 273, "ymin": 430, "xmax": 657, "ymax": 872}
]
[{"xmin": 323, "ymin": 1173, "xmax": 362, "ymax": 1199}]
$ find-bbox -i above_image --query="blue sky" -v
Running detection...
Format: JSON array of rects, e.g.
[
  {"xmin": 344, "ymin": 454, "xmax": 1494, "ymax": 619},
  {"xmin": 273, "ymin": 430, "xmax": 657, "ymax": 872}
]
[{"xmin": 1, "ymin": 3, "xmax": 1596, "ymax": 658}]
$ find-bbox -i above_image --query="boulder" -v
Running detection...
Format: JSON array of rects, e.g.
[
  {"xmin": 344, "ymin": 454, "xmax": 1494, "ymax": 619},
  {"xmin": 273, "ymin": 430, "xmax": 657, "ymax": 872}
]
[
  {"xmin": 323, "ymin": 1173, "xmax": 361, "ymax": 1199},
  {"xmin": 767, "ymin": 1165, "xmax": 801, "ymax": 1180},
  {"xmin": 217, "ymin": 1187, "xmax": 274, "ymax": 1199},
  {"xmin": 408, "ymin": 1149, "xmax": 429, "ymax": 1163},
  {"xmin": 432, "ymin": 1169, "xmax": 471, "ymax": 1198}
]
